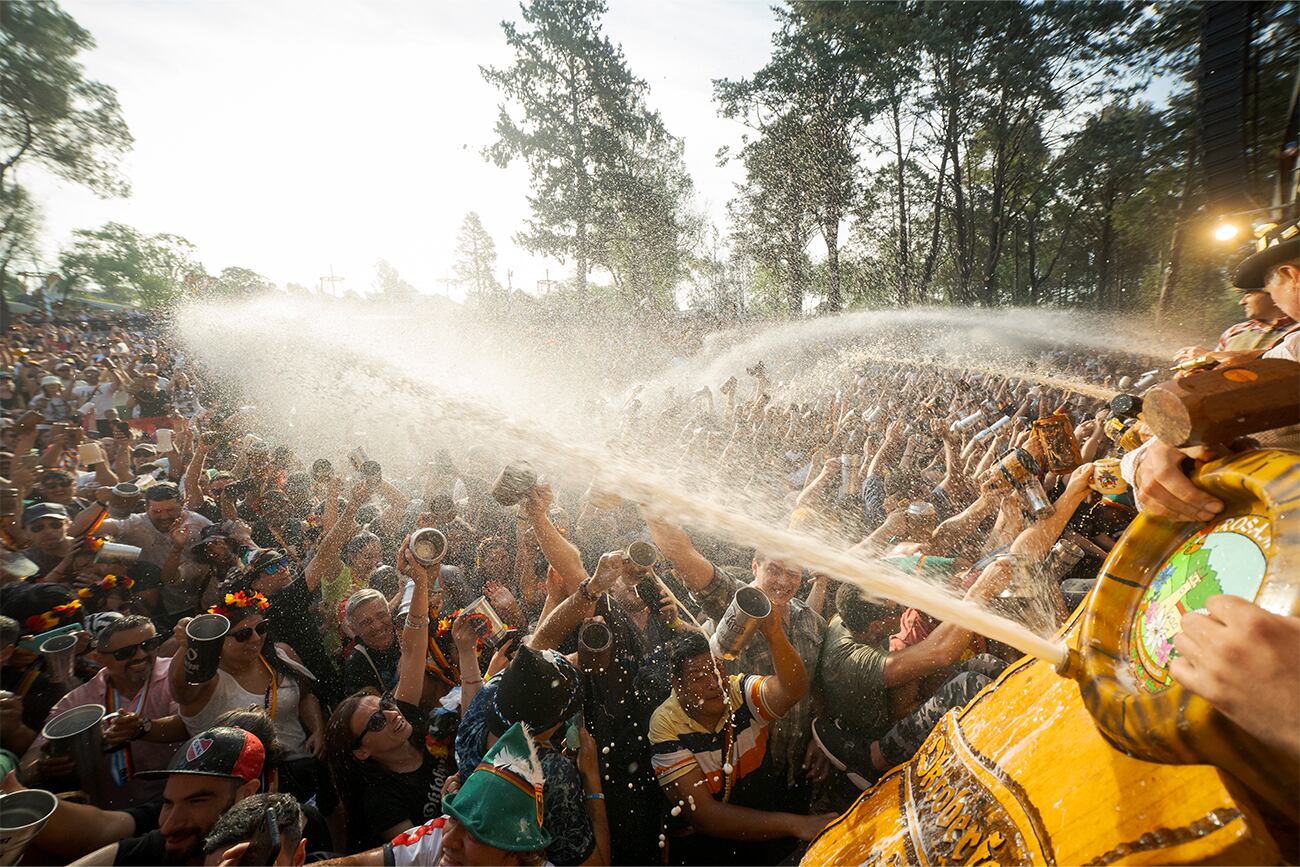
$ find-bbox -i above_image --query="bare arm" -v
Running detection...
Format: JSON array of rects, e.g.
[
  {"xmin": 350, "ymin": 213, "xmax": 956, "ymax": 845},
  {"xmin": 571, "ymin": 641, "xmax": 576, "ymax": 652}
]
[
  {"xmin": 529, "ymin": 552, "xmax": 621, "ymax": 651},
  {"xmin": 756, "ymin": 614, "xmax": 808, "ymax": 717},
  {"xmin": 393, "ymin": 537, "xmax": 431, "ymax": 706},
  {"xmin": 640, "ymin": 512, "xmax": 713, "ymax": 592},
  {"xmin": 182, "ymin": 443, "xmax": 208, "ymax": 510},
  {"xmin": 524, "ymin": 484, "xmax": 588, "ymax": 595},
  {"xmin": 304, "ymin": 484, "xmax": 364, "ymax": 594},
  {"xmin": 662, "ymin": 768, "xmax": 814, "ymax": 842},
  {"xmin": 167, "ymin": 617, "xmax": 220, "ymax": 709}
]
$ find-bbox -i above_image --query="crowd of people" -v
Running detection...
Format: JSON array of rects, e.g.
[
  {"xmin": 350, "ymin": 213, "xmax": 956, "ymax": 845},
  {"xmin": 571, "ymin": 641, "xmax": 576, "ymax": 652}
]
[{"xmin": 0, "ymin": 225, "xmax": 1295, "ymax": 867}]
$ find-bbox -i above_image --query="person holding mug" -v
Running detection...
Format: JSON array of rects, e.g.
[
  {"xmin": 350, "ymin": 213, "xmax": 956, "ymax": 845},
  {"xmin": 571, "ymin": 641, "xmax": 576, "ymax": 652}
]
[{"xmin": 169, "ymin": 590, "xmax": 326, "ymax": 804}]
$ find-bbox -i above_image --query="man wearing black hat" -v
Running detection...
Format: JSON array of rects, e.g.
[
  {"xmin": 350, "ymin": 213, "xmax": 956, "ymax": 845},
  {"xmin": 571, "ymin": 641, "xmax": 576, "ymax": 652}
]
[
  {"xmin": 44, "ymin": 726, "xmax": 267, "ymax": 866},
  {"xmin": 1123, "ymin": 218, "xmax": 1300, "ymax": 522},
  {"xmin": 1117, "ymin": 219, "xmax": 1300, "ymax": 772}
]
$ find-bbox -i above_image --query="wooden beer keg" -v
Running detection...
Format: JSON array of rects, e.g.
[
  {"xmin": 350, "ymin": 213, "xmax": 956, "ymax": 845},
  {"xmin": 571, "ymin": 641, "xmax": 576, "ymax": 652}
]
[
  {"xmin": 805, "ymin": 449, "xmax": 1296, "ymax": 865},
  {"xmin": 1069, "ymin": 448, "xmax": 1299, "ymax": 821}
]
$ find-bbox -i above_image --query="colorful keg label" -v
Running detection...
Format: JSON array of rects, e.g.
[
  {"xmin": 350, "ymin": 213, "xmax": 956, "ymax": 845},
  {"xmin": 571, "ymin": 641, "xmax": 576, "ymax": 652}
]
[{"xmin": 1129, "ymin": 515, "xmax": 1270, "ymax": 693}]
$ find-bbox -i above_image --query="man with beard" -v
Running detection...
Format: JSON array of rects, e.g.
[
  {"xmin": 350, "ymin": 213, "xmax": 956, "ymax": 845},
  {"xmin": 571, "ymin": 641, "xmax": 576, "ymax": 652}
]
[
  {"xmin": 81, "ymin": 483, "xmax": 213, "ymax": 623},
  {"xmin": 18, "ymin": 614, "xmax": 184, "ymax": 808},
  {"xmin": 67, "ymin": 727, "xmax": 266, "ymax": 866}
]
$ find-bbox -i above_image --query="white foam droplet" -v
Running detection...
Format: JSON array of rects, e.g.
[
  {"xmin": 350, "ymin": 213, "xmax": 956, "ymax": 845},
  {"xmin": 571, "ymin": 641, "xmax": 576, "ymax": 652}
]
[
  {"xmin": 722, "ymin": 762, "xmax": 733, "ymax": 774},
  {"xmin": 601, "ymin": 745, "xmax": 610, "ymax": 754},
  {"xmin": 670, "ymin": 805, "xmax": 682, "ymax": 816}
]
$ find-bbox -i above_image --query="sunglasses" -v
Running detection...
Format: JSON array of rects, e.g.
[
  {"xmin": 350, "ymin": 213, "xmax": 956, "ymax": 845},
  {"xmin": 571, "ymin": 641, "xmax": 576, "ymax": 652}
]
[
  {"xmin": 353, "ymin": 695, "xmax": 398, "ymax": 748},
  {"xmin": 230, "ymin": 621, "xmax": 270, "ymax": 643},
  {"xmin": 110, "ymin": 634, "xmax": 166, "ymax": 661}
]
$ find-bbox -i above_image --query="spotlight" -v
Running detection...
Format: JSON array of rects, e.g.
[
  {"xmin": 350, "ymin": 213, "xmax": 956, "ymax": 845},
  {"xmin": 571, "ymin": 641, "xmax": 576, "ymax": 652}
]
[{"xmin": 1213, "ymin": 222, "xmax": 1240, "ymax": 242}]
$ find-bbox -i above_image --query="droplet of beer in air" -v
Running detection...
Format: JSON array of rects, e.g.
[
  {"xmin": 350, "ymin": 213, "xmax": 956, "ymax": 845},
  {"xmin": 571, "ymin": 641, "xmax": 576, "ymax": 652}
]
[
  {"xmin": 601, "ymin": 745, "xmax": 610, "ymax": 755},
  {"xmin": 670, "ymin": 805, "xmax": 682, "ymax": 816}
]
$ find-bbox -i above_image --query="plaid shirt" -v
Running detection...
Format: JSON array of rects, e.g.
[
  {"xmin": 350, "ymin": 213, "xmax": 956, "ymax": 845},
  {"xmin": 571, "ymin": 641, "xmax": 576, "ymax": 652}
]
[
  {"xmin": 694, "ymin": 564, "xmax": 825, "ymax": 784},
  {"xmin": 1216, "ymin": 316, "xmax": 1296, "ymax": 352}
]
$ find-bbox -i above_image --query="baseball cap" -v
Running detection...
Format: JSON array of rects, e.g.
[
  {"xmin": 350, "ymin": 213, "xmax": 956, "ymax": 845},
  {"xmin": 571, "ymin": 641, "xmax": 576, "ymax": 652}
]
[
  {"xmin": 137, "ymin": 727, "xmax": 265, "ymax": 783},
  {"xmin": 39, "ymin": 375, "xmax": 61, "ymax": 387},
  {"xmin": 22, "ymin": 502, "xmax": 69, "ymax": 526}
]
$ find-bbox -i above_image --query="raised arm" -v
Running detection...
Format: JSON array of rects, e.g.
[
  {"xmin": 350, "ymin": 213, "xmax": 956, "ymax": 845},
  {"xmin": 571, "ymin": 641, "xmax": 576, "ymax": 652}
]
[
  {"xmin": 304, "ymin": 480, "xmax": 365, "ymax": 593},
  {"xmin": 529, "ymin": 552, "xmax": 622, "ymax": 651},
  {"xmin": 392, "ymin": 536, "xmax": 432, "ymax": 706},
  {"xmin": 640, "ymin": 511, "xmax": 713, "ymax": 592},
  {"xmin": 182, "ymin": 441, "xmax": 208, "ymax": 511},
  {"xmin": 755, "ymin": 614, "xmax": 808, "ymax": 718},
  {"xmin": 523, "ymin": 484, "xmax": 587, "ymax": 595}
]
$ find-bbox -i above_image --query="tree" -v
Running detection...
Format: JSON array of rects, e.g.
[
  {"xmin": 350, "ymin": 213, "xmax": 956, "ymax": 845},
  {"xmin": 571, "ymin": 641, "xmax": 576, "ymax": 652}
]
[
  {"xmin": 451, "ymin": 213, "xmax": 500, "ymax": 295},
  {"xmin": 716, "ymin": 8, "xmax": 868, "ymax": 311},
  {"xmin": 0, "ymin": 2, "xmax": 132, "ymax": 197},
  {"xmin": 374, "ymin": 259, "xmax": 418, "ymax": 301},
  {"xmin": 211, "ymin": 266, "xmax": 274, "ymax": 299},
  {"xmin": 0, "ymin": 2, "xmax": 133, "ymax": 328},
  {"xmin": 482, "ymin": 0, "xmax": 692, "ymax": 298},
  {"xmin": 58, "ymin": 222, "xmax": 201, "ymax": 308},
  {"xmin": 0, "ymin": 184, "xmax": 40, "ymax": 328}
]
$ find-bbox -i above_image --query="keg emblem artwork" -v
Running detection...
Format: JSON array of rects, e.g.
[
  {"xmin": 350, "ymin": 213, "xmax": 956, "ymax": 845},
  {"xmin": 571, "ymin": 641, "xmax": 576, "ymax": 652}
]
[{"xmin": 1128, "ymin": 515, "xmax": 1269, "ymax": 693}]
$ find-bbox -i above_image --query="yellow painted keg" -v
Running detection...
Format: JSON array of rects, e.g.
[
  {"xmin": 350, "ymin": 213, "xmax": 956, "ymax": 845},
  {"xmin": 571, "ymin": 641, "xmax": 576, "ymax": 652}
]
[{"xmin": 805, "ymin": 449, "xmax": 1297, "ymax": 865}]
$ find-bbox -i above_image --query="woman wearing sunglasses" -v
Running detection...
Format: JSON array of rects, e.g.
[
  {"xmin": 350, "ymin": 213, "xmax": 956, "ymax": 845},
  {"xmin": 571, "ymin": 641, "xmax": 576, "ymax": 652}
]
[
  {"xmin": 18, "ymin": 614, "xmax": 185, "ymax": 809},
  {"xmin": 324, "ymin": 535, "xmax": 445, "ymax": 850},
  {"xmin": 169, "ymin": 588, "xmax": 327, "ymax": 804}
]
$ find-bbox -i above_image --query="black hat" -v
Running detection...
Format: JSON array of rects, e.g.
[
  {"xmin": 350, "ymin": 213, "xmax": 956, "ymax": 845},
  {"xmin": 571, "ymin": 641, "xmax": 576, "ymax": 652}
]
[
  {"xmin": 485, "ymin": 645, "xmax": 580, "ymax": 737},
  {"xmin": 22, "ymin": 502, "xmax": 69, "ymax": 527},
  {"xmin": 137, "ymin": 727, "xmax": 265, "ymax": 783},
  {"xmin": 1232, "ymin": 220, "xmax": 1300, "ymax": 290}
]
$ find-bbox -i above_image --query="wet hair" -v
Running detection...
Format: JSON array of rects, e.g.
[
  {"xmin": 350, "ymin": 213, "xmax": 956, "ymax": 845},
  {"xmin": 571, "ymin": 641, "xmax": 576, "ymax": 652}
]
[
  {"xmin": 144, "ymin": 483, "xmax": 181, "ymax": 503},
  {"xmin": 203, "ymin": 792, "xmax": 303, "ymax": 857},
  {"xmin": 668, "ymin": 631, "xmax": 712, "ymax": 680},
  {"xmin": 94, "ymin": 613, "xmax": 153, "ymax": 651},
  {"xmin": 323, "ymin": 687, "xmax": 382, "ymax": 848},
  {"xmin": 341, "ymin": 532, "xmax": 379, "ymax": 565},
  {"xmin": 835, "ymin": 583, "xmax": 897, "ymax": 635},
  {"xmin": 344, "ymin": 588, "xmax": 387, "ymax": 626},
  {"xmin": 368, "ymin": 565, "xmax": 400, "ymax": 598}
]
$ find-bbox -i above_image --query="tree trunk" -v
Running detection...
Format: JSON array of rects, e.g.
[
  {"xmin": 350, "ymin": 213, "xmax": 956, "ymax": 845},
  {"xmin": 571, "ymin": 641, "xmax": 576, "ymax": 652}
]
[
  {"xmin": 824, "ymin": 216, "xmax": 842, "ymax": 311},
  {"xmin": 1157, "ymin": 136, "xmax": 1198, "ymax": 317},
  {"xmin": 892, "ymin": 96, "xmax": 910, "ymax": 306}
]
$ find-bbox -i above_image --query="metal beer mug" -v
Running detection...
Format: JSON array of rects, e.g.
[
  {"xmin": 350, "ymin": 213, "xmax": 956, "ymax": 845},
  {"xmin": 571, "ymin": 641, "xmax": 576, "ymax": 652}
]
[{"xmin": 708, "ymin": 585, "xmax": 771, "ymax": 661}]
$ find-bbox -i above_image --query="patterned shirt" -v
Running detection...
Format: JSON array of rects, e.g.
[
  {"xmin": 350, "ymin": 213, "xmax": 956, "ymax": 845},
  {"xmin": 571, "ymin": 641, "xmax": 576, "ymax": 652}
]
[
  {"xmin": 693, "ymin": 564, "xmax": 825, "ymax": 783},
  {"xmin": 648, "ymin": 673, "xmax": 775, "ymax": 797},
  {"xmin": 1216, "ymin": 316, "xmax": 1296, "ymax": 352}
]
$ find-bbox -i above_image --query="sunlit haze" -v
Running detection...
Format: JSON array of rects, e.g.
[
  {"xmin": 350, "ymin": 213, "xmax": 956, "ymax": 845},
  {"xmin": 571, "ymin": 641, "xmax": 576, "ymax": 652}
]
[{"xmin": 20, "ymin": 0, "xmax": 781, "ymax": 298}]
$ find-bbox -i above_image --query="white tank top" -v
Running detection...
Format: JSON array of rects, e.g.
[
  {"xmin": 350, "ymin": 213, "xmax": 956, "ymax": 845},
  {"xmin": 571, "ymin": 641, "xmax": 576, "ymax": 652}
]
[{"xmin": 180, "ymin": 661, "xmax": 309, "ymax": 760}]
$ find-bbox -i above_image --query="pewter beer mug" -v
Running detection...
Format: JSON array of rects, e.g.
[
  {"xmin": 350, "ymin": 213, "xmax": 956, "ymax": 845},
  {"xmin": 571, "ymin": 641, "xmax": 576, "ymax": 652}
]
[
  {"xmin": 410, "ymin": 528, "xmax": 447, "ymax": 566},
  {"xmin": 491, "ymin": 462, "xmax": 537, "ymax": 507},
  {"xmin": 709, "ymin": 585, "xmax": 771, "ymax": 661}
]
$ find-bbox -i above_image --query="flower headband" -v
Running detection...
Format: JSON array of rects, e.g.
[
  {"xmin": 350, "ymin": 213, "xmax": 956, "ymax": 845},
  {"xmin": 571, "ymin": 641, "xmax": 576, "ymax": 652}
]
[
  {"xmin": 77, "ymin": 574, "xmax": 135, "ymax": 600},
  {"xmin": 24, "ymin": 599, "xmax": 82, "ymax": 632},
  {"xmin": 209, "ymin": 589, "xmax": 271, "ymax": 618}
]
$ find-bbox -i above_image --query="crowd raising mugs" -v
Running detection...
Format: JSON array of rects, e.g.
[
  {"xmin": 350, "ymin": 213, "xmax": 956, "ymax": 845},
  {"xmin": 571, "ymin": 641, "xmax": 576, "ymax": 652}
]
[{"xmin": 0, "ymin": 229, "xmax": 1297, "ymax": 867}]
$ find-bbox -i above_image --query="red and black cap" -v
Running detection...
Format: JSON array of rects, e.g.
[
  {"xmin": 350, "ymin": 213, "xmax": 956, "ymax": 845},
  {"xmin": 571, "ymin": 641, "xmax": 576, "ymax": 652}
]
[{"xmin": 137, "ymin": 726, "xmax": 264, "ymax": 783}]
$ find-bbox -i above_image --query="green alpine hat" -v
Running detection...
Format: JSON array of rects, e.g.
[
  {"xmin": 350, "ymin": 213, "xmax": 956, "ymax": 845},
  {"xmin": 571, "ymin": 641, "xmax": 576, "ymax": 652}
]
[{"xmin": 443, "ymin": 722, "xmax": 552, "ymax": 853}]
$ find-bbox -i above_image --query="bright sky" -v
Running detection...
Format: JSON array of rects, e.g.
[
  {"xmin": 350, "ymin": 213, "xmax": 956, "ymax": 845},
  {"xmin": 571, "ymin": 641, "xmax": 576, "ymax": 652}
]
[{"xmin": 21, "ymin": 0, "xmax": 781, "ymax": 299}]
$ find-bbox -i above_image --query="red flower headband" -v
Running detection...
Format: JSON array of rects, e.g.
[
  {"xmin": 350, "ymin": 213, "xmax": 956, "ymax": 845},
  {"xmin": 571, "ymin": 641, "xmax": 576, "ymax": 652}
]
[
  {"xmin": 24, "ymin": 599, "xmax": 82, "ymax": 632},
  {"xmin": 77, "ymin": 574, "xmax": 135, "ymax": 600},
  {"xmin": 209, "ymin": 589, "xmax": 271, "ymax": 618}
]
